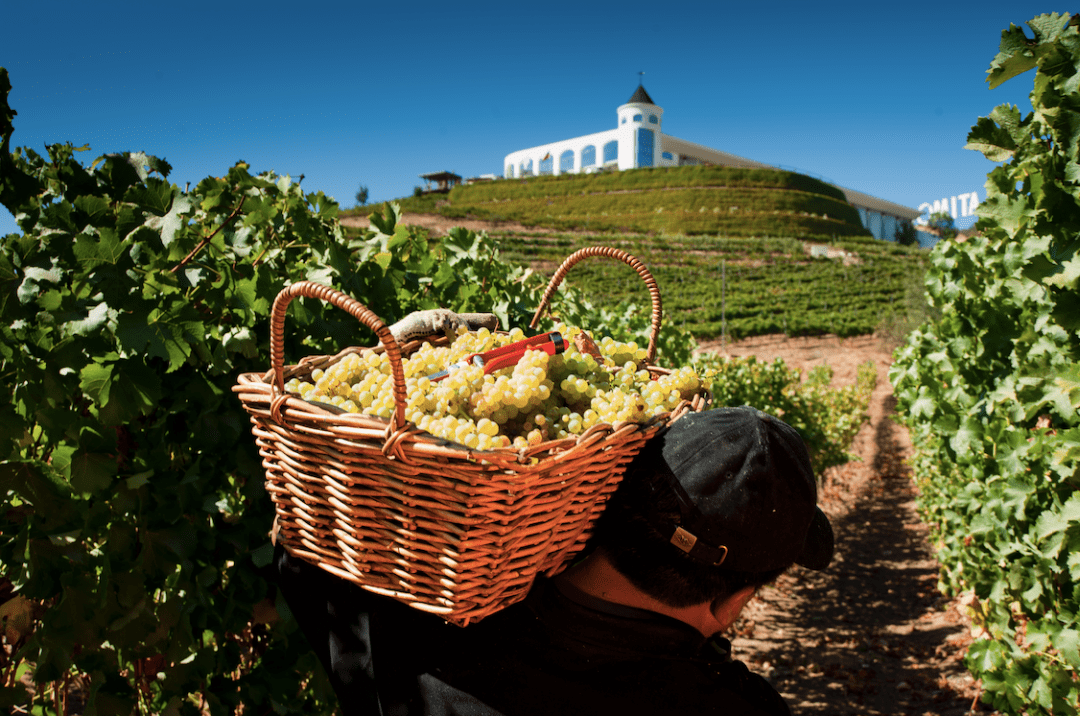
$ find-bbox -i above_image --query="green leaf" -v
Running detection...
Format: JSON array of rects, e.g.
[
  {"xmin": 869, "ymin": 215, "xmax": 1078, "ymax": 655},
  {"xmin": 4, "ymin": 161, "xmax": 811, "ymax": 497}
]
[
  {"xmin": 965, "ymin": 114, "xmax": 1019, "ymax": 161},
  {"xmin": 987, "ymin": 14, "xmax": 1071, "ymax": 89},
  {"xmin": 74, "ymin": 194, "xmax": 111, "ymax": 225},
  {"xmin": 37, "ymin": 288, "xmax": 62, "ymax": 311},
  {"xmin": 17, "ymin": 265, "xmax": 63, "ymax": 304},
  {"xmin": 147, "ymin": 189, "xmax": 193, "ymax": 247},
  {"xmin": 948, "ymin": 416, "xmax": 983, "ymax": 457},
  {"xmin": 125, "ymin": 177, "xmax": 173, "ymax": 215},
  {"xmin": 63, "ymin": 301, "xmax": 111, "ymax": 336},
  {"xmin": 1045, "ymin": 253, "xmax": 1080, "ymax": 289},
  {"xmin": 79, "ymin": 362, "xmax": 114, "ymax": 405},
  {"xmin": 1048, "ymin": 364, "xmax": 1080, "ymax": 416},
  {"xmin": 73, "ymin": 227, "xmax": 125, "ymax": 267},
  {"xmin": 251, "ymin": 542, "xmax": 274, "ymax": 568},
  {"xmin": 125, "ymin": 470, "xmax": 153, "ymax": 490},
  {"xmin": 1055, "ymin": 628, "xmax": 1080, "ymax": 669},
  {"xmin": 69, "ymin": 451, "xmax": 117, "ymax": 493},
  {"xmin": 124, "ymin": 151, "xmax": 171, "ymax": 182},
  {"xmin": 909, "ymin": 388, "xmax": 935, "ymax": 420}
]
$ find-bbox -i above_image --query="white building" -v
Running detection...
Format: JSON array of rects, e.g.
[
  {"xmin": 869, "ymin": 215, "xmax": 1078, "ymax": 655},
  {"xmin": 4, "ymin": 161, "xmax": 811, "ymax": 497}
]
[{"xmin": 503, "ymin": 85, "xmax": 923, "ymax": 241}]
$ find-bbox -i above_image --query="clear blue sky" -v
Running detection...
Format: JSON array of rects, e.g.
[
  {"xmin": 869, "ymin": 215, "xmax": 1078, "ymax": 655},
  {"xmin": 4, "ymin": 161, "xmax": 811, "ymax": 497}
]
[{"xmin": 0, "ymin": 1, "xmax": 1060, "ymax": 236}]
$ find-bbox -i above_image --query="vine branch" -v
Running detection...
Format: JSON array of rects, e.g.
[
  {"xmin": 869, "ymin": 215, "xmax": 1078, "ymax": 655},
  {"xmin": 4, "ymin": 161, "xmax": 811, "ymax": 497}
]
[{"xmin": 171, "ymin": 196, "xmax": 245, "ymax": 274}]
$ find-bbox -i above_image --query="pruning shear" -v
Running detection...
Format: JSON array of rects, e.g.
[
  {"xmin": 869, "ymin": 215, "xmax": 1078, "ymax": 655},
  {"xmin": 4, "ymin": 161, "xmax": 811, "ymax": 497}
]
[{"xmin": 426, "ymin": 331, "xmax": 566, "ymax": 382}]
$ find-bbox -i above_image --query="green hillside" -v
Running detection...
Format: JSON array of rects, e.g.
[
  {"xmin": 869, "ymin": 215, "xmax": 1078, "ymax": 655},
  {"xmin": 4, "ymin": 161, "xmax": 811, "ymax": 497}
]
[
  {"xmin": 445, "ymin": 166, "xmax": 871, "ymax": 239},
  {"xmin": 482, "ymin": 231, "xmax": 926, "ymax": 340},
  {"xmin": 351, "ymin": 166, "xmax": 874, "ymax": 240},
  {"xmin": 346, "ymin": 166, "xmax": 928, "ymax": 341}
]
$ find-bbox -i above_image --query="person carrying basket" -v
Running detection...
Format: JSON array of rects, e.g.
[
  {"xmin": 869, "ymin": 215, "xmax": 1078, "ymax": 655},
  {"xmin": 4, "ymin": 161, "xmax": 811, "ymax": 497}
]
[{"xmin": 272, "ymin": 310, "xmax": 834, "ymax": 716}]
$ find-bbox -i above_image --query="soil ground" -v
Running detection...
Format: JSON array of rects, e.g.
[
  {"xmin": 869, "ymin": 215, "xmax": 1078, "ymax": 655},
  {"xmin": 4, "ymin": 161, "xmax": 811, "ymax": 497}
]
[{"xmin": 696, "ymin": 333, "xmax": 1001, "ymax": 715}]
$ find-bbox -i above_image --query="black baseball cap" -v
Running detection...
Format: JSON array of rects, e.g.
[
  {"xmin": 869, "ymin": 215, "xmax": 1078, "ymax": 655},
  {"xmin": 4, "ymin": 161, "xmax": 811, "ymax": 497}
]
[{"xmin": 644, "ymin": 406, "xmax": 834, "ymax": 573}]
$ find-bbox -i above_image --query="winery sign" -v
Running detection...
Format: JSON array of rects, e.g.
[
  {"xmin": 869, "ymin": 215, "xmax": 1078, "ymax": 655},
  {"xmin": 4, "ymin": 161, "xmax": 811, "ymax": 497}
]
[{"xmin": 916, "ymin": 191, "xmax": 980, "ymax": 223}]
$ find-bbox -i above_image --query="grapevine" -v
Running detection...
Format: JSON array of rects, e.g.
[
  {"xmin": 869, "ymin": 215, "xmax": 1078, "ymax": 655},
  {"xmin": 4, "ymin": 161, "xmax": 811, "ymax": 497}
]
[{"xmin": 890, "ymin": 14, "xmax": 1080, "ymax": 715}]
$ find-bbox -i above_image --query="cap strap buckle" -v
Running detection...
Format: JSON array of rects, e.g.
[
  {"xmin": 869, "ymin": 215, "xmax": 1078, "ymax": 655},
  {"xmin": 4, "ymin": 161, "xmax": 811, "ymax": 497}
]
[{"xmin": 670, "ymin": 526, "xmax": 728, "ymax": 567}]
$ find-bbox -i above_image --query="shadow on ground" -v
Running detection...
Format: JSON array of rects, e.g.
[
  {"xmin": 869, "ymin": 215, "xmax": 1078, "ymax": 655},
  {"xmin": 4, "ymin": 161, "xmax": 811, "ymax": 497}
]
[{"xmin": 732, "ymin": 395, "xmax": 999, "ymax": 716}]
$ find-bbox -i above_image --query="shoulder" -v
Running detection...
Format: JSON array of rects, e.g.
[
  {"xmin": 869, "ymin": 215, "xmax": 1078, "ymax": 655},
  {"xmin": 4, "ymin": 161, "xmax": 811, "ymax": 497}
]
[
  {"xmin": 434, "ymin": 593, "xmax": 790, "ymax": 716},
  {"xmin": 699, "ymin": 657, "xmax": 792, "ymax": 716}
]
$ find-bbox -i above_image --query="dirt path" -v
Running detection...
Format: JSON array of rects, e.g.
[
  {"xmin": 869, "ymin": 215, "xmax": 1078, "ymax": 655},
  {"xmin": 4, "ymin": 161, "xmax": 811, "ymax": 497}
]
[{"xmin": 696, "ymin": 334, "xmax": 999, "ymax": 716}]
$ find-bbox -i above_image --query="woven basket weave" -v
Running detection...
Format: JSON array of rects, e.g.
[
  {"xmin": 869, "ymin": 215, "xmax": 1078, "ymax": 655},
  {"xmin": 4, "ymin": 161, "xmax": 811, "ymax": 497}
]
[{"xmin": 234, "ymin": 246, "xmax": 709, "ymax": 625}]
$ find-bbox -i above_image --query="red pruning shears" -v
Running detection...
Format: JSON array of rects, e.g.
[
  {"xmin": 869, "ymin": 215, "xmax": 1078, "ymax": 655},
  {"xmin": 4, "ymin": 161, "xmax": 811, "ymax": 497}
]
[{"xmin": 426, "ymin": 331, "xmax": 566, "ymax": 382}]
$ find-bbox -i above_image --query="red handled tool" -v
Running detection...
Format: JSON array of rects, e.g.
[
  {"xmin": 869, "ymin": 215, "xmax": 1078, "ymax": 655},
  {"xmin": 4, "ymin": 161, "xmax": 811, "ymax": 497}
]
[{"xmin": 426, "ymin": 331, "xmax": 566, "ymax": 382}]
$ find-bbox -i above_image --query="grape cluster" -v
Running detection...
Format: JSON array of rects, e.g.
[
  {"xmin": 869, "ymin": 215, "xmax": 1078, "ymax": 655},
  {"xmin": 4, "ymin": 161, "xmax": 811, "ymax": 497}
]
[{"xmin": 285, "ymin": 325, "xmax": 701, "ymax": 451}]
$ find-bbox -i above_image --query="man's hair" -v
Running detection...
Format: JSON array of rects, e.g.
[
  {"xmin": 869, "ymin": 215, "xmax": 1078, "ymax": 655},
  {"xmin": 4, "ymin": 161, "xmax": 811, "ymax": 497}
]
[{"xmin": 590, "ymin": 459, "xmax": 788, "ymax": 608}]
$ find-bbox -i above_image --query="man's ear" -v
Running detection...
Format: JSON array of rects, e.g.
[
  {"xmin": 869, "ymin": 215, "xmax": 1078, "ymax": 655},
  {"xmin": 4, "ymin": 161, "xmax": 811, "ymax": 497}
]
[{"xmin": 710, "ymin": 585, "xmax": 757, "ymax": 631}]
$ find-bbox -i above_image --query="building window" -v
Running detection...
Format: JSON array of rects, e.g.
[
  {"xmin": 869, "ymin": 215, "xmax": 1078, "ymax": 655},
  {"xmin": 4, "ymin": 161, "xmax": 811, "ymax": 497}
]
[
  {"xmin": 506, "ymin": 164, "xmax": 514, "ymax": 178},
  {"xmin": 521, "ymin": 159, "xmax": 533, "ymax": 176},
  {"xmin": 603, "ymin": 140, "xmax": 618, "ymax": 164},
  {"xmin": 621, "ymin": 117, "xmax": 627, "ymax": 124},
  {"xmin": 539, "ymin": 155, "xmax": 553, "ymax": 175},
  {"xmin": 649, "ymin": 115, "xmax": 658, "ymax": 124},
  {"xmin": 560, "ymin": 149, "xmax": 575, "ymax": 173},
  {"xmin": 661, "ymin": 152, "xmax": 673, "ymax": 160},
  {"xmin": 633, "ymin": 114, "xmax": 642, "ymax": 122},
  {"xmin": 581, "ymin": 145, "xmax": 596, "ymax": 167},
  {"xmin": 637, "ymin": 129, "xmax": 654, "ymax": 168}
]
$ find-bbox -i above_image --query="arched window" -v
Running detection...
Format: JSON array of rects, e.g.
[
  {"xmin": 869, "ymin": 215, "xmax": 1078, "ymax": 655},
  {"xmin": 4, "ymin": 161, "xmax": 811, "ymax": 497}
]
[
  {"xmin": 603, "ymin": 140, "xmax": 618, "ymax": 164},
  {"xmin": 633, "ymin": 114, "xmax": 642, "ymax": 122},
  {"xmin": 621, "ymin": 117, "xmax": 627, "ymax": 124},
  {"xmin": 560, "ymin": 149, "xmax": 575, "ymax": 173},
  {"xmin": 506, "ymin": 164, "xmax": 515, "ymax": 178},
  {"xmin": 581, "ymin": 145, "xmax": 596, "ymax": 167},
  {"xmin": 637, "ymin": 129, "xmax": 654, "ymax": 168},
  {"xmin": 520, "ymin": 159, "xmax": 533, "ymax": 176},
  {"xmin": 649, "ymin": 115, "xmax": 658, "ymax": 124},
  {"xmin": 539, "ymin": 155, "xmax": 553, "ymax": 175},
  {"xmin": 661, "ymin": 152, "xmax": 673, "ymax": 160}
]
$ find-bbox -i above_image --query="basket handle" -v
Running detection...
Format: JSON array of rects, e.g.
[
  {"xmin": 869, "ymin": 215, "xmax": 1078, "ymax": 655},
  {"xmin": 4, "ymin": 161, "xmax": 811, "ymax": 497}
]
[
  {"xmin": 269, "ymin": 281, "xmax": 407, "ymax": 431},
  {"xmin": 529, "ymin": 246, "xmax": 662, "ymax": 363}
]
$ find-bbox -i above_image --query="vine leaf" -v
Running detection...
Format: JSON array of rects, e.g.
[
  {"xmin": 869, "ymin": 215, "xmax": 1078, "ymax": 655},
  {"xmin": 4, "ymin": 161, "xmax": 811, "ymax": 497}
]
[
  {"xmin": 79, "ymin": 362, "xmax": 114, "ymax": 405},
  {"xmin": 987, "ymin": 13, "xmax": 1072, "ymax": 89},
  {"xmin": 965, "ymin": 115, "xmax": 1019, "ymax": 162},
  {"xmin": 63, "ymin": 302, "xmax": 111, "ymax": 337},
  {"xmin": 146, "ymin": 189, "xmax": 193, "ymax": 247},
  {"xmin": 69, "ymin": 451, "xmax": 116, "ymax": 494}
]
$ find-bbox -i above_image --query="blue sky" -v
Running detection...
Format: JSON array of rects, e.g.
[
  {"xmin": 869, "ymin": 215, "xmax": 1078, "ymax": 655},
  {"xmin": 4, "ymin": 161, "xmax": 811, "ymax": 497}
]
[{"xmin": 0, "ymin": 1, "xmax": 1061, "ymax": 236}]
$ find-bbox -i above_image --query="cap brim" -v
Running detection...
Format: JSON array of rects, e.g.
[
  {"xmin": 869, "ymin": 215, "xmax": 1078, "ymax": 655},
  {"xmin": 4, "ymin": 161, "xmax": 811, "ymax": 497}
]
[{"xmin": 795, "ymin": 507, "xmax": 834, "ymax": 570}]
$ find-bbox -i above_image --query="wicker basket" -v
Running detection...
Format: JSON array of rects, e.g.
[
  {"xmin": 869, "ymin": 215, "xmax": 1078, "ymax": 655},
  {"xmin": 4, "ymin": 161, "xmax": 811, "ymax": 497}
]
[{"xmin": 234, "ymin": 246, "xmax": 709, "ymax": 625}]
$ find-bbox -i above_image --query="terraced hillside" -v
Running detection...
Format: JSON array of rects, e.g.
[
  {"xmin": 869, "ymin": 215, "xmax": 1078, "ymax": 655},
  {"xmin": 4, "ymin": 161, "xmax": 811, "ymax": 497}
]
[
  {"xmin": 345, "ymin": 165, "xmax": 927, "ymax": 341},
  {"xmin": 483, "ymin": 231, "xmax": 927, "ymax": 340},
  {"xmin": 444, "ymin": 166, "xmax": 872, "ymax": 239},
  {"xmin": 355, "ymin": 166, "xmax": 875, "ymax": 240}
]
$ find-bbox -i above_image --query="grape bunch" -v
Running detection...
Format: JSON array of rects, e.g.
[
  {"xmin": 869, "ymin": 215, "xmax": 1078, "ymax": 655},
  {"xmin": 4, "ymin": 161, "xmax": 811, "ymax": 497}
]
[{"xmin": 285, "ymin": 324, "xmax": 701, "ymax": 451}]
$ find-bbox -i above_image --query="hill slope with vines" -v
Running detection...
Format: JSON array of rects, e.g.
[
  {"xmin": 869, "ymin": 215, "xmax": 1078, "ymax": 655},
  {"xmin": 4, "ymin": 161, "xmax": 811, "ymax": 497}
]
[{"xmin": 355, "ymin": 166, "xmax": 875, "ymax": 240}]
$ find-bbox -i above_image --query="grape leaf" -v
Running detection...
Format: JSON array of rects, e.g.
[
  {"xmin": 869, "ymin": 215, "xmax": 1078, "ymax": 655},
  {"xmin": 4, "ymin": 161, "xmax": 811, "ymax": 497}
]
[
  {"xmin": 966, "ymin": 115, "xmax": 1018, "ymax": 162},
  {"xmin": 63, "ymin": 302, "xmax": 111, "ymax": 337},
  {"xmin": 69, "ymin": 451, "xmax": 116, "ymax": 494},
  {"xmin": 79, "ymin": 362, "xmax": 114, "ymax": 405}
]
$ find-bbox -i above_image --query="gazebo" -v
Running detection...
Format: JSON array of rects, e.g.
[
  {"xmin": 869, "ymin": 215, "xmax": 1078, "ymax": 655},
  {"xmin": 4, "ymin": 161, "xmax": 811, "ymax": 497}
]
[{"xmin": 419, "ymin": 171, "xmax": 462, "ymax": 193}]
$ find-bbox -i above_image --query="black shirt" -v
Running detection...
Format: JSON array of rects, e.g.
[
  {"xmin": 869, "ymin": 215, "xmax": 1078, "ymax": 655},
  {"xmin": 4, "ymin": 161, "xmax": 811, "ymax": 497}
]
[{"xmin": 275, "ymin": 547, "xmax": 790, "ymax": 716}]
